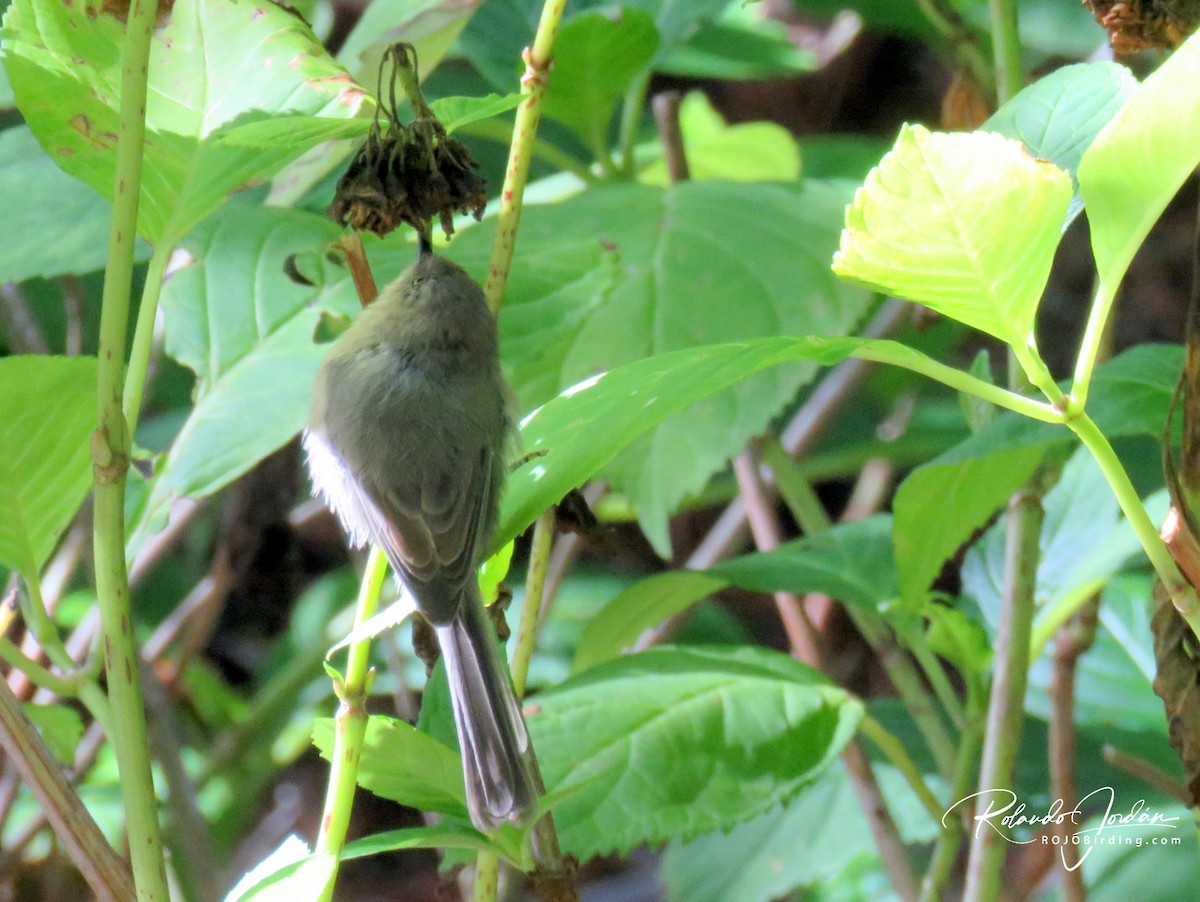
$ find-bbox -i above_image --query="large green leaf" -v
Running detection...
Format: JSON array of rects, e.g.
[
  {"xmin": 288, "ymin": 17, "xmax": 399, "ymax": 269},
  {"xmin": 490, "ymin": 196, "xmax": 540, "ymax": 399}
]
[
  {"xmin": 1, "ymin": 0, "xmax": 364, "ymax": 246},
  {"xmin": 712, "ymin": 515, "xmax": 897, "ymax": 605},
  {"xmin": 494, "ymin": 335, "xmax": 850, "ymax": 551},
  {"xmin": 573, "ymin": 515, "xmax": 897, "ymax": 671},
  {"xmin": 450, "ymin": 180, "xmax": 872, "ymax": 552},
  {"xmin": 1079, "ymin": 29, "xmax": 1200, "ymax": 302},
  {"xmin": 834, "ymin": 124, "xmax": 1072, "ymax": 360},
  {"xmin": 0, "ymin": 126, "xmax": 148, "ymax": 281},
  {"xmin": 496, "ymin": 332, "xmax": 1043, "ymax": 552},
  {"xmin": 573, "ymin": 571, "xmax": 726, "ymax": 673},
  {"xmin": 527, "ymin": 645, "xmax": 862, "ymax": 858},
  {"xmin": 541, "ymin": 9, "xmax": 659, "ymax": 152},
  {"xmin": 128, "ymin": 205, "xmax": 355, "ymax": 552},
  {"xmin": 985, "ymin": 61, "xmax": 1136, "ymax": 226},
  {"xmin": 311, "ymin": 716, "xmax": 467, "ymax": 818},
  {"xmin": 660, "ymin": 758, "xmax": 937, "ymax": 902},
  {"xmin": 893, "ymin": 445, "xmax": 1045, "ymax": 610},
  {"xmin": 0, "ymin": 356, "xmax": 96, "ymax": 576}
]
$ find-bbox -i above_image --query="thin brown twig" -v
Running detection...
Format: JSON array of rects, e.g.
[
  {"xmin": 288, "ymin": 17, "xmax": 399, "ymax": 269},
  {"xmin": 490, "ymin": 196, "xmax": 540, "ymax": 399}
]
[
  {"xmin": 731, "ymin": 449, "xmax": 821, "ymax": 666},
  {"xmin": 651, "ymin": 92, "xmax": 689, "ymax": 183},
  {"xmin": 0, "ymin": 676, "xmax": 135, "ymax": 901},
  {"xmin": 1049, "ymin": 600, "xmax": 1097, "ymax": 902},
  {"xmin": 1102, "ymin": 745, "xmax": 1192, "ymax": 805},
  {"xmin": 843, "ymin": 738, "xmax": 920, "ymax": 901},
  {"xmin": 60, "ymin": 276, "xmax": 87, "ymax": 357},
  {"xmin": 0, "ymin": 282, "xmax": 49, "ymax": 354}
]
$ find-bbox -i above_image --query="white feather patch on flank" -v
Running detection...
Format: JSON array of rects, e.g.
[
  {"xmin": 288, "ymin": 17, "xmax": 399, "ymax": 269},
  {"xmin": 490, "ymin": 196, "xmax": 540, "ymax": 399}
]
[{"xmin": 301, "ymin": 429, "xmax": 373, "ymax": 549}]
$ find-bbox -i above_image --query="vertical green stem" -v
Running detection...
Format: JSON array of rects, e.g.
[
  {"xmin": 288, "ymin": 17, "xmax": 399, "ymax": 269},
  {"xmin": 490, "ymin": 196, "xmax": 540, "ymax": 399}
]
[
  {"xmin": 1070, "ymin": 281, "xmax": 1119, "ymax": 413},
  {"xmin": 919, "ymin": 719, "xmax": 983, "ymax": 902},
  {"xmin": 987, "ymin": 0, "xmax": 1023, "ymax": 103},
  {"xmin": 482, "ymin": 0, "xmax": 570, "ymax": 315},
  {"xmin": 510, "ymin": 510, "xmax": 554, "ymax": 697},
  {"xmin": 617, "ymin": 72, "xmax": 650, "ymax": 176},
  {"xmin": 91, "ymin": 0, "xmax": 169, "ymax": 898},
  {"xmin": 315, "ymin": 546, "xmax": 388, "ymax": 901},
  {"xmin": 962, "ymin": 490, "xmax": 1041, "ymax": 902},
  {"xmin": 122, "ymin": 244, "xmax": 171, "ymax": 433}
]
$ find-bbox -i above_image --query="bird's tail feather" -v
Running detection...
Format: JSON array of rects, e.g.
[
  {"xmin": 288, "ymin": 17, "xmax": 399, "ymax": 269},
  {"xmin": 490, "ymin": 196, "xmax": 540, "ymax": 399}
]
[{"xmin": 436, "ymin": 593, "xmax": 540, "ymax": 831}]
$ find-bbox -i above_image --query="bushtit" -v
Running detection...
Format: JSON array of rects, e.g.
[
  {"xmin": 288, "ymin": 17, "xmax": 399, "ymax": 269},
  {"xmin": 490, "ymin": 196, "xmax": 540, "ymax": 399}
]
[{"xmin": 304, "ymin": 253, "xmax": 538, "ymax": 831}]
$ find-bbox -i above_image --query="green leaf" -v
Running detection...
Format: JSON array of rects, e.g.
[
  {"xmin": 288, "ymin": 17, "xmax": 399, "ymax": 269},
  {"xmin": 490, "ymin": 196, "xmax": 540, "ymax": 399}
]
[
  {"xmin": 128, "ymin": 205, "xmax": 355, "ymax": 554},
  {"xmin": 660, "ymin": 758, "xmax": 937, "ymax": 902},
  {"xmin": 541, "ymin": 9, "xmax": 659, "ymax": 152},
  {"xmin": 639, "ymin": 92, "xmax": 801, "ymax": 186},
  {"xmin": 312, "ymin": 716, "xmax": 468, "ymax": 818},
  {"xmin": 495, "ymin": 335, "xmax": 852, "ymax": 551},
  {"xmin": 23, "ymin": 702, "xmax": 84, "ymax": 766},
  {"xmin": 573, "ymin": 571, "xmax": 727, "ymax": 673},
  {"xmin": 527, "ymin": 645, "xmax": 862, "ymax": 858},
  {"xmin": 0, "ymin": 356, "xmax": 96, "ymax": 576},
  {"xmin": 712, "ymin": 515, "xmax": 897, "ymax": 607},
  {"xmin": 0, "ymin": 126, "xmax": 149, "ymax": 281},
  {"xmin": 449, "ymin": 180, "xmax": 872, "ymax": 552},
  {"xmin": 985, "ymin": 62, "xmax": 1136, "ymax": 225},
  {"xmin": 2, "ymin": 0, "xmax": 365, "ymax": 245},
  {"xmin": 342, "ymin": 825, "xmax": 511, "ymax": 860},
  {"xmin": 893, "ymin": 444, "xmax": 1045, "ymax": 609},
  {"xmin": 430, "ymin": 93, "xmax": 524, "ymax": 133},
  {"xmin": 1079, "ymin": 29, "xmax": 1200, "ymax": 300},
  {"xmin": 834, "ymin": 124, "xmax": 1072, "ymax": 355}
]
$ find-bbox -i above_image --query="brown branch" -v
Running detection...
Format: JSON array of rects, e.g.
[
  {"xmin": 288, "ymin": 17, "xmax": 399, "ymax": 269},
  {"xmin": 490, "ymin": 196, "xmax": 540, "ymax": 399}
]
[
  {"xmin": 0, "ymin": 677, "xmax": 135, "ymax": 901},
  {"xmin": 1049, "ymin": 600, "xmax": 1098, "ymax": 901},
  {"xmin": 0, "ymin": 282, "xmax": 48, "ymax": 354}
]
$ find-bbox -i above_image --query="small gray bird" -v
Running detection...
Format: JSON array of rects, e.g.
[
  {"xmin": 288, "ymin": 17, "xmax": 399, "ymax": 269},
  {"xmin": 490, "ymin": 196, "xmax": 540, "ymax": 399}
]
[{"xmin": 303, "ymin": 253, "xmax": 539, "ymax": 831}]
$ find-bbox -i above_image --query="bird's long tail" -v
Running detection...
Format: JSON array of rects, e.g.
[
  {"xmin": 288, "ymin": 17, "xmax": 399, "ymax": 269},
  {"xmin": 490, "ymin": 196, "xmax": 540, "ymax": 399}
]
[{"xmin": 435, "ymin": 591, "xmax": 540, "ymax": 831}]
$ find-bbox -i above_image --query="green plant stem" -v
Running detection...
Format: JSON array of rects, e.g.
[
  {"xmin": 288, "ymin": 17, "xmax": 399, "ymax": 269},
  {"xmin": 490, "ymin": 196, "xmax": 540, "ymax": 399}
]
[
  {"xmin": 122, "ymin": 244, "xmax": 171, "ymax": 433},
  {"xmin": 849, "ymin": 344, "xmax": 1063, "ymax": 424},
  {"xmin": 618, "ymin": 71, "xmax": 649, "ymax": 176},
  {"xmin": 473, "ymin": 855, "xmax": 500, "ymax": 902},
  {"xmin": 1070, "ymin": 282, "xmax": 1116, "ymax": 413},
  {"xmin": 919, "ymin": 718, "xmax": 983, "ymax": 902},
  {"xmin": 0, "ymin": 636, "xmax": 78, "ymax": 697},
  {"xmin": 18, "ymin": 571, "xmax": 75, "ymax": 678},
  {"xmin": 854, "ymin": 614, "xmax": 957, "ymax": 780},
  {"xmin": 1029, "ymin": 576, "xmax": 1106, "ymax": 659},
  {"xmin": 91, "ymin": 0, "xmax": 170, "ymax": 896},
  {"xmin": 987, "ymin": 0, "xmax": 1023, "ymax": 103},
  {"xmin": 1068, "ymin": 411, "xmax": 1200, "ymax": 634},
  {"xmin": 908, "ymin": 635, "xmax": 966, "ymax": 730},
  {"xmin": 859, "ymin": 715, "xmax": 947, "ymax": 829},
  {"xmin": 482, "ymin": 0, "xmax": 570, "ymax": 315},
  {"xmin": 315, "ymin": 545, "xmax": 388, "ymax": 902},
  {"xmin": 963, "ymin": 489, "xmax": 1042, "ymax": 902},
  {"xmin": 760, "ymin": 438, "xmax": 832, "ymax": 533},
  {"xmin": 511, "ymin": 510, "xmax": 554, "ymax": 697}
]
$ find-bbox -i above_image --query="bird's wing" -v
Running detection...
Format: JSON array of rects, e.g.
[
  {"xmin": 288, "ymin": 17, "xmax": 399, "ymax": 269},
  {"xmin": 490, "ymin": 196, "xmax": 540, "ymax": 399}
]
[{"xmin": 357, "ymin": 444, "xmax": 495, "ymax": 624}]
